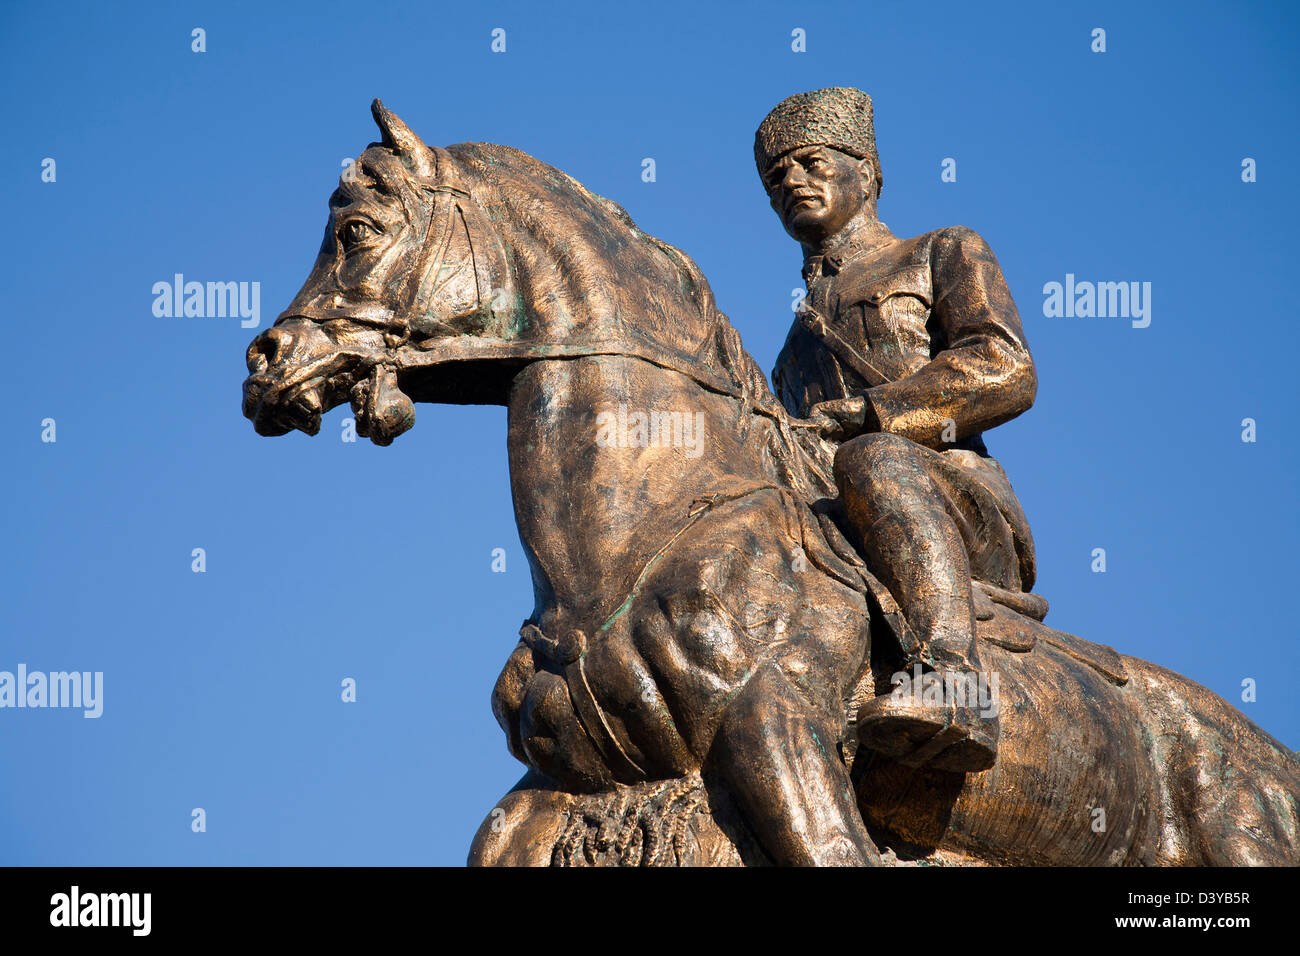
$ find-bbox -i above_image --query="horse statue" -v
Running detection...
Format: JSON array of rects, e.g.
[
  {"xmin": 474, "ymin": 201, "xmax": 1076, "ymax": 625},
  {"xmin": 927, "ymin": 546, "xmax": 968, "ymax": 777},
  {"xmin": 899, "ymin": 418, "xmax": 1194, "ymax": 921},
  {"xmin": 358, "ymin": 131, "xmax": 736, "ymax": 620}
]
[{"xmin": 242, "ymin": 101, "xmax": 1300, "ymax": 866}]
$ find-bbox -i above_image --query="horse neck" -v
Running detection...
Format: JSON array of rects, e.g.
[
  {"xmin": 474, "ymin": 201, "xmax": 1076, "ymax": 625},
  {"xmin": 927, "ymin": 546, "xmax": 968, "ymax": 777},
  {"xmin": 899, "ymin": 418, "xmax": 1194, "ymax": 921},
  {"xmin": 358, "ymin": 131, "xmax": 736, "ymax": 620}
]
[{"xmin": 505, "ymin": 354, "xmax": 779, "ymax": 631}]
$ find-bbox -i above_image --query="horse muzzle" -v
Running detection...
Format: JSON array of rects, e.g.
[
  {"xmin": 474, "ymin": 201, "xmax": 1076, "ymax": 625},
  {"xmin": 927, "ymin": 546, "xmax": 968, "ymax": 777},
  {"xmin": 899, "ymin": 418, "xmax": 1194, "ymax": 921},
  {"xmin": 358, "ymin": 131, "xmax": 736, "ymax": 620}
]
[
  {"xmin": 241, "ymin": 320, "xmax": 342, "ymax": 437},
  {"xmin": 242, "ymin": 317, "xmax": 415, "ymax": 442}
]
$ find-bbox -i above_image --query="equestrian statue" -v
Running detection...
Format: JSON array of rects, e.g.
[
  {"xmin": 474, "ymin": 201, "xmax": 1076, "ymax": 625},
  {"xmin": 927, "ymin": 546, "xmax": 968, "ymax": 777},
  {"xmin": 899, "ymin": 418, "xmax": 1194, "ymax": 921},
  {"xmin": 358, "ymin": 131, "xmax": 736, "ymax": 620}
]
[{"xmin": 241, "ymin": 94, "xmax": 1300, "ymax": 866}]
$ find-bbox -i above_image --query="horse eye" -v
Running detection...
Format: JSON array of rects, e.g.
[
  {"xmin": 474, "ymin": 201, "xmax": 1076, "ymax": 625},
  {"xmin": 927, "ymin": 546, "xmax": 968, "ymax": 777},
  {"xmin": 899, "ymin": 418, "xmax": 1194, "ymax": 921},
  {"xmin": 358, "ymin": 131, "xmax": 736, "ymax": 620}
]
[{"xmin": 341, "ymin": 219, "xmax": 376, "ymax": 249}]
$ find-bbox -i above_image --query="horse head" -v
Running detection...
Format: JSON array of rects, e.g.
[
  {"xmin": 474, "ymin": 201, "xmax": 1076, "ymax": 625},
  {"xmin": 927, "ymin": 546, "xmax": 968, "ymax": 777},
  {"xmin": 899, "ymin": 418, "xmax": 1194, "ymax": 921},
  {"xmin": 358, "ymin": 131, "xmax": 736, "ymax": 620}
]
[{"xmin": 242, "ymin": 100, "xmax": 518, "ymax": 445}]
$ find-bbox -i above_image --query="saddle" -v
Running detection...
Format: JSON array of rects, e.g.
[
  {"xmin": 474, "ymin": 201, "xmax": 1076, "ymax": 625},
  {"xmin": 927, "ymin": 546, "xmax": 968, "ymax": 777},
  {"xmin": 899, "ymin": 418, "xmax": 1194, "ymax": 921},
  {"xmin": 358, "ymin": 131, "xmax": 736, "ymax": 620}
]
[{"xmin": 810, "ymin": 509, "xmax": 1129, "ymax": 688}]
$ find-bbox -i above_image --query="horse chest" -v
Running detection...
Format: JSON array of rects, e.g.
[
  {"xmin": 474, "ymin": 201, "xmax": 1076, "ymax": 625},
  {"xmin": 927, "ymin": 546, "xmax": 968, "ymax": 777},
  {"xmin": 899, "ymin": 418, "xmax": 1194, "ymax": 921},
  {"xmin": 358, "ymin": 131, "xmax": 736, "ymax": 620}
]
[{"xmin": 505, "ymin": 356, "xmax": 746, "ymax": 627}]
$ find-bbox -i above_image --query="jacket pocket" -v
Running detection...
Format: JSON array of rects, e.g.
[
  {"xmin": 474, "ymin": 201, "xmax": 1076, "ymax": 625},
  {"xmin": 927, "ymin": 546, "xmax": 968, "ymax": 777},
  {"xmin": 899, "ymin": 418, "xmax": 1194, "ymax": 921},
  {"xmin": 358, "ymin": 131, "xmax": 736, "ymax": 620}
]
[
  {"xmin": 863, "ymin": 263, "xmax": 932, "ymax": 309},
  {"xmin": 858, "ymin": 264, "xmax": 933, "ymax": 361}
]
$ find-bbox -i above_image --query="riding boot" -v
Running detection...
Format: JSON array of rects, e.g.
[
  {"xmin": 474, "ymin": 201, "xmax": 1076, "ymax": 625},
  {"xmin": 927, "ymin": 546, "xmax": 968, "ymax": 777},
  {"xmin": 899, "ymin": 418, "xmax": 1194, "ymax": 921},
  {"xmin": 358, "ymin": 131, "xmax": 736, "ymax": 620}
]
[{"xmin": 852, "ymin": 507, "xmax": 1001, "ymax": 773}]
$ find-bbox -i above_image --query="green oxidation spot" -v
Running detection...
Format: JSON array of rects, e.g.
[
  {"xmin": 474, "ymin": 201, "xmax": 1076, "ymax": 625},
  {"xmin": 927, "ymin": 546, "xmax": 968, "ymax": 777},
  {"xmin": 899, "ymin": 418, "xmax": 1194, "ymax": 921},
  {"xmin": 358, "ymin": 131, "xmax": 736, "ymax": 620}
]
[
  {"xmin": 525, "ymin": 443, "xmax": 535, "ymax": 453},
  {"xmin": 1269, "ymin": 789, "xmax": 1292, "ymax": 822},
  {"xmin": 812, "ymin": 728, "xmax": 827, "ymax": 757}
]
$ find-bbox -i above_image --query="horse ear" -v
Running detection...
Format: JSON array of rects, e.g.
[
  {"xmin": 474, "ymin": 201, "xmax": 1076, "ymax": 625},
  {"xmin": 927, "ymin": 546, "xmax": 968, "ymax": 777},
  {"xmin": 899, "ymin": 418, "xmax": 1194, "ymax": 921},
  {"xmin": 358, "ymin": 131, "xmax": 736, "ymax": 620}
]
[{"xmin": 371, "ymin": 99, "xmax": 435, "ymax": 179}]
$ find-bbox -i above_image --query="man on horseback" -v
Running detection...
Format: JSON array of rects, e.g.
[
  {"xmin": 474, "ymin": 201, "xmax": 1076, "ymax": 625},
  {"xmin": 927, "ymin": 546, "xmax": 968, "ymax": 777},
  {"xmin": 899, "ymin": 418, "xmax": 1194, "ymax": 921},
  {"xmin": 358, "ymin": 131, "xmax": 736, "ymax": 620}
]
[{"xmin": 757, "ymin": 87, "xmax": 1040, "ymax": 773}]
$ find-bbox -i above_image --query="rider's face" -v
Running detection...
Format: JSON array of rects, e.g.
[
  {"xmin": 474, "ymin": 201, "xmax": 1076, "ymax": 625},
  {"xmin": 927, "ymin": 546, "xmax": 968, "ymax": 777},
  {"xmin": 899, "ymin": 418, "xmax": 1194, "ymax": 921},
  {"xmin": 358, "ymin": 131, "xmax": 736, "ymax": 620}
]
[{"xmin": 763, "ymin": 146, "xmax": 872, "ymax": 246}]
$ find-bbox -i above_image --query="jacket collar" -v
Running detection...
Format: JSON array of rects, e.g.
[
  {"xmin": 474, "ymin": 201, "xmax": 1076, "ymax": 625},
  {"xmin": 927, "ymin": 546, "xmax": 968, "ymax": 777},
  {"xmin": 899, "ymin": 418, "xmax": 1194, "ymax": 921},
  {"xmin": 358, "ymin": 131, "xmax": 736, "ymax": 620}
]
[{"xmin": 803, "ymin": 220, "xmax": 897, "ymax": 282}]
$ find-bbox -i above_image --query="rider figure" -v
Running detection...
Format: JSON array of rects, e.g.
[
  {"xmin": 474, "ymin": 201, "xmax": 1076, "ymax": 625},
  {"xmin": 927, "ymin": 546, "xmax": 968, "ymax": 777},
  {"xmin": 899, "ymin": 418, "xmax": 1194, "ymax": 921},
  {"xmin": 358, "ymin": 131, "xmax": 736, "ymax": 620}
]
[{"xmin": 757, "ymin": 88, "xmax": 1040, "ymax": 773}]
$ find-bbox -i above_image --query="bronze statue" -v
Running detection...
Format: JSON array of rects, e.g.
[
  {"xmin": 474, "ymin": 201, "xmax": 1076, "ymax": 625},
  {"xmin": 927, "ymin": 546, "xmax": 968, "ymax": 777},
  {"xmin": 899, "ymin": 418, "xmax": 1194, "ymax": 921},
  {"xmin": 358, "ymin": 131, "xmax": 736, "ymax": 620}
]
[
  {"xmin": 242, "ymin": 98, "xmax": 1300, "ymax": 866},
  {"xmin": 762, "ymin": 88, "xmax": 1036, "ymax": 773}
]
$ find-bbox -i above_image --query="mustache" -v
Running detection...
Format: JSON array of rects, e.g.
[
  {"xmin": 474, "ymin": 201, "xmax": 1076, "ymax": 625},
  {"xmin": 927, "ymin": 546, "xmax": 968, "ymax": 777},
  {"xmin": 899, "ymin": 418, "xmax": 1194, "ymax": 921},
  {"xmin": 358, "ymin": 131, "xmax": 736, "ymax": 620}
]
[{"xmin": 783, "ymin": 188, "xmax": 822, "ymax": 214}]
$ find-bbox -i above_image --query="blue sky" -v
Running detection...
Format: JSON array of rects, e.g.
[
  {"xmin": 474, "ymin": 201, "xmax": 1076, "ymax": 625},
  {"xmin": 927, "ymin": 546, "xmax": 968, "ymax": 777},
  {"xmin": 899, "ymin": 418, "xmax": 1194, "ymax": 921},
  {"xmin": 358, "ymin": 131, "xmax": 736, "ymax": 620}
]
[{"xmin": 2, "ymin": 0, "xmax": 1296, "ymax": 865}]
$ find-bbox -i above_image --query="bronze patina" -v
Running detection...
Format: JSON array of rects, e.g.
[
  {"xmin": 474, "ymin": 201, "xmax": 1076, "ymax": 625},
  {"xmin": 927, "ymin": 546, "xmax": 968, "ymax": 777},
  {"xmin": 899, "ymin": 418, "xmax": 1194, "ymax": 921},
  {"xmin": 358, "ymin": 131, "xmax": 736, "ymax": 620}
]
[
  {"xmin": 241, "ymin": 97, "xmax": 1300, "ymax": 866},
  {"xmin": 763, "ymin": 88, "xmax": 1035, "ymax": 774}
]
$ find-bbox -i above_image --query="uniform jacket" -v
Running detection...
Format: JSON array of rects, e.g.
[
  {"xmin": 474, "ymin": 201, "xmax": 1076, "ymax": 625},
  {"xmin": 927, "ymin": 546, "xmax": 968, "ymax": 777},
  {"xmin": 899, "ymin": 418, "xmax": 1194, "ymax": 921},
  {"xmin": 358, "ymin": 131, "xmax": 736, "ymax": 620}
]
[
  {"xmin": 772, "ymin": 220, "xmax": 1040, "ymax": 593},
  {"xmin": 773, "ymin": 221, "xmax": 1036, "ymax": 452}
]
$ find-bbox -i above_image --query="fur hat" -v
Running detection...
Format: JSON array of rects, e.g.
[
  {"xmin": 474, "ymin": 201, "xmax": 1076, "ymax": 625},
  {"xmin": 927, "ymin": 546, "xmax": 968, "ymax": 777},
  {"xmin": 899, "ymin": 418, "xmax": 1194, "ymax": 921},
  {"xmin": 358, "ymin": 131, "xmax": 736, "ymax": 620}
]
[{"xmin": 754, "ymin": 87, "xmax": 882, "ymax": 196}]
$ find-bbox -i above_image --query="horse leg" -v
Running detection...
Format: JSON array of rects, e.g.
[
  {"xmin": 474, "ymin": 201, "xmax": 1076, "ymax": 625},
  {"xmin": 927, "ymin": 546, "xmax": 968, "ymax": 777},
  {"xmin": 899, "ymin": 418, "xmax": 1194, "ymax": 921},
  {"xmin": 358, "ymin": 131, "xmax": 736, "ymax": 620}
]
[
  {"xmin": 467, "ymin": 770, "xmax": 575, "ymax": 866},
  {"xmin": 708, "ymin": 662, "xmax": 881, "ymax": 866}
]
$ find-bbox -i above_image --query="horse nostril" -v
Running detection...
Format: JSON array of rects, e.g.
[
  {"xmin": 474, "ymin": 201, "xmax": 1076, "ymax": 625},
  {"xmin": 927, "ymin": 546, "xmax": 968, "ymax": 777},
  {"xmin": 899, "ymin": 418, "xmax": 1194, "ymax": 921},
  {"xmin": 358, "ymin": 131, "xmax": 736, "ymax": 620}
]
[
  {"xmin": 248, "ymin": 328, "xmax": 290, "ymax": 372},
  {"xmin": 246, "ymin": 345, "xmax": 269, "ymax": 375}
]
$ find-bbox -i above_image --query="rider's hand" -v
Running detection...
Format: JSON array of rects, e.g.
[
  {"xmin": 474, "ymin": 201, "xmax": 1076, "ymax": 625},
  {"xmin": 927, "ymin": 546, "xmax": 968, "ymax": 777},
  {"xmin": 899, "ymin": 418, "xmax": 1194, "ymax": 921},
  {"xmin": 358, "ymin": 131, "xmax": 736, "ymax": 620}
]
[
  {"xmin": 808, "ymin": 396, "xmax": 871, "ymax": 442},
  {"xmin": 805, "ymin": 409, "xmax": 840, "ymax": 441}
]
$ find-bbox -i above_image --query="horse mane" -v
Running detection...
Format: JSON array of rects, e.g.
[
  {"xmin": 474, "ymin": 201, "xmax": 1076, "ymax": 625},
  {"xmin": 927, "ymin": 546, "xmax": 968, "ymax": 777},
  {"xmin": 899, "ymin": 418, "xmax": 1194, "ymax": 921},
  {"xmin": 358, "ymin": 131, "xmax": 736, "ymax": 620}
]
[{"xmin": 445, "ymin": 142, "xmax": 836, "ymax": 500}]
